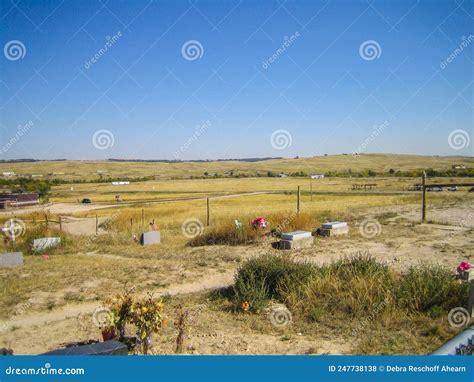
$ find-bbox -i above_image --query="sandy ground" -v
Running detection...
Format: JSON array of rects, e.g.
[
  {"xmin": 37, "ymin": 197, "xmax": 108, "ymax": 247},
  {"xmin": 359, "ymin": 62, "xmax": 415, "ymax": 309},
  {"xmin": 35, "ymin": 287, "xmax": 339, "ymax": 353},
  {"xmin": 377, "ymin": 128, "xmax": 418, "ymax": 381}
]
[
  {"xmin": 0, "ymin": 203, "xmax": 116, "ymax": 216},
  {"xmin": 1, "ymin": 202, "xmax": 472, "ymax": 355},
  {"xmin": 0, "ymin": 192, "xmax": 273, "ymax": 217}
]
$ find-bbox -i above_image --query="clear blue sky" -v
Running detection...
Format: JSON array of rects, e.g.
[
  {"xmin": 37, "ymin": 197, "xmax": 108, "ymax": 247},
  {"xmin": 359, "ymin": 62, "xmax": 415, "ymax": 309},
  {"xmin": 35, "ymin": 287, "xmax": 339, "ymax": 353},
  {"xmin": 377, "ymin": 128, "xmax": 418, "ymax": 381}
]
[{"xmin": 0, "ymin": 0, "xmax": 473, "ymax": 160}]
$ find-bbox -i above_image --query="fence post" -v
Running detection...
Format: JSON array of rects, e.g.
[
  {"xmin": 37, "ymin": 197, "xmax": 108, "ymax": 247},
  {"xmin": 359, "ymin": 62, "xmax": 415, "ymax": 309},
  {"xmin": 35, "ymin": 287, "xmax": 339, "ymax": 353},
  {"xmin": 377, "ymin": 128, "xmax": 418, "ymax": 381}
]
[
  {"xmin": 96, "ymin": 214, "xmax": 98, "ymax": 235},
  {"xmin": 130, "ymin": 218, "xmax": 133, "ymax": 230},
  {"xmin": 422, "ymin": 171, "xmax": 426, "ymax": 223},
  {"xmin": 297, "ymin": 186, "xmax": 300, "ymax": 215},
  {"xmin": 207, "ymin": 198, "xmax": 210, "ymax": 226},
  {"xmin": 45, "ymin": 214, "xmax": 49, "ymax": 228},
  {"xmin": 59, "ymin": 216, "xmax": 62, "ymax": 232}
]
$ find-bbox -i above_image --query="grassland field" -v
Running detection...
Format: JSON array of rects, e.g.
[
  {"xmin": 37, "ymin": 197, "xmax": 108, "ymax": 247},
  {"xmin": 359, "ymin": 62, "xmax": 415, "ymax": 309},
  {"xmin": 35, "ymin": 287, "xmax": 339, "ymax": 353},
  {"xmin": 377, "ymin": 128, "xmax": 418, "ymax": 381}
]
[
  {"xmin": 0, "ymin": 156, "xmax": 473, "ymax": 355},
  {"xmin": 1, "ymin": 154, "xmax": 472, "ymax": 181}
]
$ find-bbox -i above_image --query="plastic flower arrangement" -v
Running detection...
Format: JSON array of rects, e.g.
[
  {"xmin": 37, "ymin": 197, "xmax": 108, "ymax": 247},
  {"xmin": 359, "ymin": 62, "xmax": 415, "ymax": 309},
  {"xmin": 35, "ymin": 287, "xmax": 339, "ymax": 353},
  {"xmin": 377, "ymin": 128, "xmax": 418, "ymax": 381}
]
[
  {"xmin": 251, "ymin": 217, "xmax": 268, "ymax": 228},
  {"xmin": 457, "ymin": 261, "xmax": 472, "ymax": 274},
  {"xmin": 131, "ymin": 293, "xmax": 164, "ymax": 354},
  {"xmin": 107, "ymin": 288, "xmax": 135, "ymax": 339}
]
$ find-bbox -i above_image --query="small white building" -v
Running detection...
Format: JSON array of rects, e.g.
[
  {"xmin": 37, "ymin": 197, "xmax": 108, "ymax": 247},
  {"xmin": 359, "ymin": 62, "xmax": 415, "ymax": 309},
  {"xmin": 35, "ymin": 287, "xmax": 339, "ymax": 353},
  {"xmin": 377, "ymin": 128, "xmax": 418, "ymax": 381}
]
[
  {"xmin": 2, "ymin": 172, "xmax": 15, "ymax": 177},
  {"xmin": 112, "ymin": 181, "xmax": 130, "ymax": 185},
  {"xmin": 310, "ymin": 174, "xmax": 325, "ymax": 179}
]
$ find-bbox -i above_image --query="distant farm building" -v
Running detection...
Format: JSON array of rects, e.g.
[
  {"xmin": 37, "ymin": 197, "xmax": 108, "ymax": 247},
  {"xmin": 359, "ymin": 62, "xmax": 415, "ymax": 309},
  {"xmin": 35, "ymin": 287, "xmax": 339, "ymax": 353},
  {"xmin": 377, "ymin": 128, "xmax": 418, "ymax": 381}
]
[
  {"xmin": 310, "ymin": 174, "xmax": 325, "ymax": 179},
  {"xmin": 0, "ymin": 192, "xmax": 39, "ymax": 209},
  {"xmin": 278, "ymin": 173, "xmax": 288, "ymax": 178},
  {"xmin": 112, "ymin": 181, "xmax": 130, "ymax": 185},
  {"xmin": 2, "ymin": 172, "xmax": 15, "ymax": 177}
]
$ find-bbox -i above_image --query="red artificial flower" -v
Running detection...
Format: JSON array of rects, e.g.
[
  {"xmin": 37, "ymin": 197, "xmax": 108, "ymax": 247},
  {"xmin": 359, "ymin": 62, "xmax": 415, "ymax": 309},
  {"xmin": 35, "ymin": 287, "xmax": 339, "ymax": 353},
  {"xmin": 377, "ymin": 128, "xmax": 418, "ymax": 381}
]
[{"xmin": 456, "ymin": 261, "xmax": 472, "ymax": 273}]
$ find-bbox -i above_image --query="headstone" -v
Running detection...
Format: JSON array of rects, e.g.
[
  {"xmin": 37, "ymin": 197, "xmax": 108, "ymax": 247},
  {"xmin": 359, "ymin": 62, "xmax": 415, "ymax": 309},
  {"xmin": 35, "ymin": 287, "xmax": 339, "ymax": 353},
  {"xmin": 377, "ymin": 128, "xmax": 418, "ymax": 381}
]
[
  {"xmin": 314, "ymin": 221, "xmax": 349, "ymax": 237},
  {"xmin": 322, "ymin": 221, "xmax": 348, "ymax": 229},
  {"xmin": 461, "ymin": 269, "xmax": 474, "ymax": 281},
  {"xmin": 32, "ymin": 237, "xmax": 61, "ymax": 251},
  {"xmin": 41, "ymin": 339, "xmax": 128, "ymax": 355},
  {"xmin": 468, "ymin": 280, "xmax": 474, "ymax": 318},
  {"xmin": 140, "ymin": 231, "xmax": 160, "ymax": 246},
  {"xmin": 0, "ymin": 252, "xmax": 23, "ymax": 268},
  {"xmin": 276, "ymin": 236, "xmax": 314, "ymax": 250},
  {"xmin": 281, "ymin": 231, "xmax": 312, "ymax": 241}
]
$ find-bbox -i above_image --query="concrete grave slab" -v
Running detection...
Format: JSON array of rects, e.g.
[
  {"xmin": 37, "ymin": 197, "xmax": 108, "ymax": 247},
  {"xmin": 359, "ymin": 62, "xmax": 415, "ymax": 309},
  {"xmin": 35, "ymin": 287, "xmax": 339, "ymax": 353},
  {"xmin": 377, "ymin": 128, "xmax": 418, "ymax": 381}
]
[
  {"xmin": 275, "ymin": 236, "xmax": 314, "ymax": 250},
  {"xmin": 32, "ymin": 237, "xmax": 61, "ymax": 252},
  {"xmin": 0, "ymin": 252, "xmax": 23, "ymax": 268},
  {"xmin": 281, "ymin": 231, "xmax": 312, "ymax": 241},
  {"xmin": 461, "ymin": 269, "xmax": 474, "ymax": 281},
  {"xmin": 140, "ymin": 231, "xmax": 161, "ymax": 246},
  {"xmin": 322, "ymin": 221, "xmax": 348, "ymax": 229},
  {"xmin": 41, "ymin": 339, "xmax": 128, "ymax": 356},
  {"xmin": 318, "ymin": 226, "xmax": 349, "ymax": 237}
]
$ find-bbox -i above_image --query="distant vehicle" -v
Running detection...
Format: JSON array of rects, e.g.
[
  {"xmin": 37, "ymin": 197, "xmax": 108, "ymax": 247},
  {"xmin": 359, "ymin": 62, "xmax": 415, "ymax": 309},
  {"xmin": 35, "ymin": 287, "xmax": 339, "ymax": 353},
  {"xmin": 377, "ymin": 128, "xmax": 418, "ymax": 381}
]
[
  {"xmin": 427, "ymin": 187, "xmax": 443, "ymax": 192},
  {"xmin": 447, "ymin": 186, "xmax": 458, "ymax": 192},
  {"xmin": 81, "ymin": 198, "xmax": 92, "ymax": 204}
]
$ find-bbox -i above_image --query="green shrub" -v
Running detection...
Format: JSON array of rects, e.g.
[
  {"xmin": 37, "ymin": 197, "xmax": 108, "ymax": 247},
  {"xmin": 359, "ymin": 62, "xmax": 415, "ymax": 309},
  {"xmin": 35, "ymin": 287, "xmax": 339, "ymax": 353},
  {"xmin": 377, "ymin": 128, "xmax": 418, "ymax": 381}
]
[
  {"xmin": 326, "ymin": 252, "xmax": 392, "ymax": 279},
  {"xmin": 233, "ymin": 255, "xmax": 314, "ymax": 311},
  {"xmin": 396, "ymin": 265, "xmax": 468, "ymax": 312}
]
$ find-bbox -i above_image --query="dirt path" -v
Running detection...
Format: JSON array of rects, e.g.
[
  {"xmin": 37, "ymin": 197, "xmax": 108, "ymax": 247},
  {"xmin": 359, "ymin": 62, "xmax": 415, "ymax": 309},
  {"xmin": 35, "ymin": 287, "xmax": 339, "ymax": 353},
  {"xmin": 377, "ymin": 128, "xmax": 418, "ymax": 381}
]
[
  {"xmin": 50, "ymin": 216, "xmax": 111, "ymax": 236},
  {"xmin": 0, "ymin": 269, "xmax": 235, "ymax": 333},
  {"xmin": 0, "ymin": 192, "xmax": 273, "ymax": 217},
  {"xmin": 0, "ymin": 203, "xmax": 117, "ymax": 216}
]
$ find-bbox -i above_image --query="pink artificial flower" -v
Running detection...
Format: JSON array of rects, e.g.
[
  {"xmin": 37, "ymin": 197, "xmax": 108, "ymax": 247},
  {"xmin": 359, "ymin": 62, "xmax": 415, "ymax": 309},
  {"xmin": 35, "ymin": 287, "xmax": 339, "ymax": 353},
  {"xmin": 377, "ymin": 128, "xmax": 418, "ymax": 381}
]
[
  {"xmin": 251, "ymin": 217, "xmax": 268, "ymax": 228},
  {"xmin": 456, "ymin": 261, "xmax": 472, "ymax": 273}
]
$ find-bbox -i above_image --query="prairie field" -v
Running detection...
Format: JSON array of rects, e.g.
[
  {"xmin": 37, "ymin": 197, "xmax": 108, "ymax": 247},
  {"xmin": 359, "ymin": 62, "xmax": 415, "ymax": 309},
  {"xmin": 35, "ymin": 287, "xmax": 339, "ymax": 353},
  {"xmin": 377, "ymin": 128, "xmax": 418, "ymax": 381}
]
[
  {"xmin": 2, "ymin": 154, "xmax": 473, "ymax": 181},
  {"xmin": 0, "ymin": 160, "xmax": 473, "ymax": 356}
]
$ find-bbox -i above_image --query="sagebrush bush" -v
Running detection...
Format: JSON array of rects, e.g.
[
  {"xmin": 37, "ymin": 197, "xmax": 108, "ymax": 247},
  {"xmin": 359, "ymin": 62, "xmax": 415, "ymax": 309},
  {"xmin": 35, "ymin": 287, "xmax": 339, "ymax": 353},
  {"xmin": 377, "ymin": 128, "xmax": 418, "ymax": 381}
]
[
  {"xmin": 396, "ymin": 265, "xmax": 468, "ymax": 312},
  {"xmin": 233, "ymin": 255, "xmax": 315, "ymax": 311},
  {"xmin": 288, "ymin": 254, "xmax": 394, "ymax": 320},
  {"xmin": 326, "ymin": 252, "xmax": 392, "ymax": 279},
  {"xmin": 231, "ymin": 253, "xmax": 469, "ymax": 329}
]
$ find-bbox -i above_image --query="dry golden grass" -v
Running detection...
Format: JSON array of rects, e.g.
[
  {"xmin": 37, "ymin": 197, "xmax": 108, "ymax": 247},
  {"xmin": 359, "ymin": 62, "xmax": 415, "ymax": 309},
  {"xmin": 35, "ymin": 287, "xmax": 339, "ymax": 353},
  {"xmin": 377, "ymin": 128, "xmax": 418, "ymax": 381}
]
[{"xmin": 2, "ymin": 153, "xmax": 472, "ymax": 181}]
